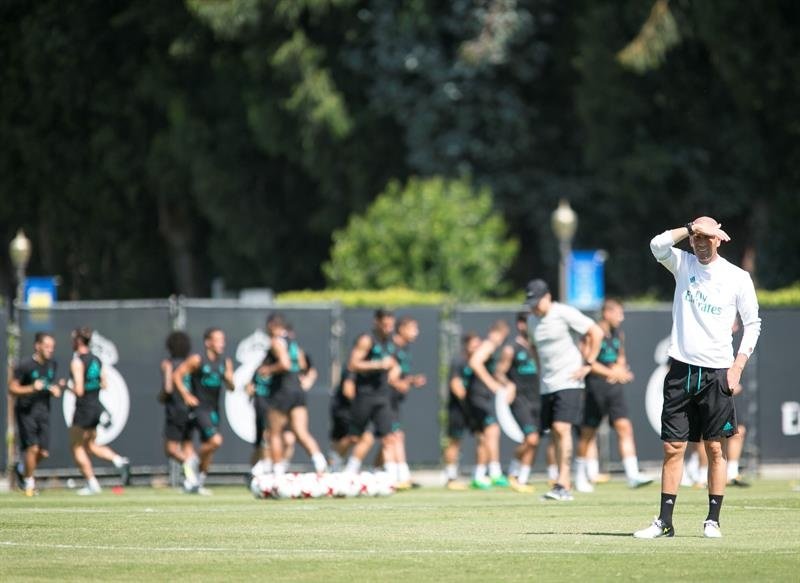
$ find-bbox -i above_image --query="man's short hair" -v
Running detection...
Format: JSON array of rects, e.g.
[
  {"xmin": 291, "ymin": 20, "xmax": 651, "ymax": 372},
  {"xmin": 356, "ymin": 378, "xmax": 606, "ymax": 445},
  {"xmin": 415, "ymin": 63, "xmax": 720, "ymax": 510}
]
[
  {"xmin": 203, "ymin": 327, "xmax": 222, "ymax": 341},
  {"xmin": 34, "ymin": 332, "xmax": 54, "ymax": 344},
  {"xmin": 71, "ymin": 327, "xmax": 93, "ymax": 345}
]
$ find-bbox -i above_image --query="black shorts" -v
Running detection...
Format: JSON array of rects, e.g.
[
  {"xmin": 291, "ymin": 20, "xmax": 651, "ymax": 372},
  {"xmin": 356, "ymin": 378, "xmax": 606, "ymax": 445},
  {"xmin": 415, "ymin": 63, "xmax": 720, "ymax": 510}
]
[
  {"xmin": 447, "ymin": 399, "xmax": 470, "ymax": 439},
  {"xmin": 329, "ymin": 392, "xmax": 351, "ymax": 441},
  {"xmin": 510, "ymin": 394, "xmax": 541, "ymax": 435},
  {"xmin": 191, "ymin": 407, "xmax": 221, "ymax": 442},
  {"xmin": 661, "ymin": 360, "xmax": 737, "ymax": 442},
  {"xmin": 268, "ymin": 387, "xmax": 307, "ymax": 414},
  {"xmin": 389, "ymin": 395, "xmax": 403, "ymax": 433},
  {"xmin": 165, "ymin": 410, "xmax": 193, "ymax": 443},
  {"xmin": 540, "ymin": 389, "xmax": 583, "ymax": 430},
  {"xmin": 253, "ymin": 395, "xmax": 270, "ymax": 448},
  {"xmin": 16, "ymin": 406, "xmax": 50, "ymax": 450},
  {"xmin": 466, "ymin": 393, "xmax": 497, "ymax": 432},
  {"xmin": 733, "ymin": 391, "xmax": 749, "ymax": 427},
  {"xmin": 583, "ymin": 375, "xmax": 629, "ymax": 428},
  {"xmin": 72, "ymin": 401, "xmax": 103, "ymax": 430},
  {"xmin": 349, "ymin": 391, "xmax": 393, "ymax": 438}
]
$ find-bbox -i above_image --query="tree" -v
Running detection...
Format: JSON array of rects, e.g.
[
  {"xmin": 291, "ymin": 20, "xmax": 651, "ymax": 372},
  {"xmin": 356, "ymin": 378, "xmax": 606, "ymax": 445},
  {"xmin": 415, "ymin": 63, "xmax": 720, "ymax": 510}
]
[{"xmin": 324, "ymin": 176, "xmax": 518, "ymax": 300}]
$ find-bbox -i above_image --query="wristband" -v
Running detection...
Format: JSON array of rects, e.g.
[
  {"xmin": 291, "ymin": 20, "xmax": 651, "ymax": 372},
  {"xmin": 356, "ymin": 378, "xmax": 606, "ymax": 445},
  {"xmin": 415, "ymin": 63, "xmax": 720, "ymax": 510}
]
[{"xmin": 685, "ymin": 222, "xmax": 695, "ymax": 236}]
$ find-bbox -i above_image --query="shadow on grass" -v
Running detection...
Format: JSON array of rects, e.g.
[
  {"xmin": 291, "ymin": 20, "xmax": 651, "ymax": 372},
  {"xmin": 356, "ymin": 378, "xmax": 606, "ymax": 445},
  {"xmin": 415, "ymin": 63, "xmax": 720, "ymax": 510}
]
[{"xmin": 524, "ymin": 531, "xmax": 632, "ymax": 537}]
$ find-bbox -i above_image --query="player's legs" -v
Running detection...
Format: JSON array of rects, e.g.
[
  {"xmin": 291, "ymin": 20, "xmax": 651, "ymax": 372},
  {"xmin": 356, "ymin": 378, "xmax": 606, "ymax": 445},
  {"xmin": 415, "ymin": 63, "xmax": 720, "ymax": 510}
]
[
  {"xmin": 268, "ymin": 408, "xmax": 289, "ymax": 470},
  {"xmin": 289, "ymin": 406, "xmax": 327, "ymax": 473},
  {"xmin": 551, "ymin": 421, "xmax": 573, "ymax": 490},
  {"xmin": 165, "ymin": 439, "xmax": 187, "ymax": 463},
  {"xmin": 23, "ymin": 445, "xmax": 40, "ymax": 479},
  {"xmin": 725, "ymin": 425, "xmax": 747, "ymax": 484},
  {"xmin": 662, "ymin": 441, "xmax": 687, "ymax": 494}
]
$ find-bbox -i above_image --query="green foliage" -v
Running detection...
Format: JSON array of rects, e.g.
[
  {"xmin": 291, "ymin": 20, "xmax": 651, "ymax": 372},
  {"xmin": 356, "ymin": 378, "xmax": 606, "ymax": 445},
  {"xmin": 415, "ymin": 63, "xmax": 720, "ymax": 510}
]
[
  {"xmin": 277, "ymin": 287, "xmax": 449, "ymax": 307},
  {"xmin": 323, "ymin": 177, "xmax": 518, "ymax": 300},
  {"xmin": 757, "ymin": 283, "xmax": 800, "ymax": 308}
]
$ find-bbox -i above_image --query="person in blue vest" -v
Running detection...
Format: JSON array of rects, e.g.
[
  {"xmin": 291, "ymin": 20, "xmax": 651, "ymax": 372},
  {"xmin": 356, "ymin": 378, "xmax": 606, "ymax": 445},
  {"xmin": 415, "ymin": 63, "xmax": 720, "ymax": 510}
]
[
  {"xmin": 263, "ymin": 313, "xmax": 328, "ymax": 475},
  {"xmin": 497, "ymin": 313, "xmax": 540, "ymax": 494},
  {"xmin": 158, "ymin": 331, "xmax": 198, "ymax": 491},
  {"xmin": 173, "ymin": 327, "xmax": 234, "ymax": 494},
  {"xmin": 9, "ymin": 332, "xmax": 65, "ymax": 496},
  {"xmin": 442, "ymin": 331, "xmax": 481, "ymax": 490},
  {"xmin": 68, "ymin": 327, "xmax": 131, "ymax": 496},
  {"xmin": 574, "ymin": 298, "xmax": 653, "ymax": 493}
]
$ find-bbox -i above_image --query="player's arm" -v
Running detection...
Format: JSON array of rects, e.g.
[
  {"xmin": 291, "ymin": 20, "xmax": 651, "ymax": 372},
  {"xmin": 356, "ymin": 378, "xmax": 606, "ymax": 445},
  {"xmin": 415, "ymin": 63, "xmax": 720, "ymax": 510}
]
[
  {"xmin": 299, "ymin": 351, "xmax": 317, "ymax": 391},
  {"xmin": 8, "ymin": 367, "xmax": 41, "ymax": 396},
  {"xmin": 342, "ymin": 375, "xmax": 356, "ymax": 400},
  {"xmin": 100, "ymin": 367, "xmax": 108, "ymax": 390},
  {"xmin": 468, "ymin": 340, "xmax": 505, "ymax": 394},
  {"xmin": 449, "ymin": 373, "xmax": 467, "ymax": 401},
  {"xmin": 173, "ymin": 355, "xmax": 201, "ymax": 407},
  {"xmin": 612, "ymin": 331, "xmax": 634, "ymax": 383},
  {"xmin": 158, "ymin": 359, "xmax": 172, "ymax": 403},
  {"xmin": 495, "ymin": 345, "xmax": 513, "ymax": 378},
  {"xmin": 70, "ymin": 358, "xmax": 85, "ymax": 397},
  {"xmin": 728, "ymin": 275, "xmax": 762, "ymax": 391},
  {"xmin": 270, "ymin": 339, "xmax": 293, "ymax": 374},
  {"xmin": 223, "ymin": 357, "xmax": 234, "ymax": 392},
  {"xmin": 348, "ymin": 335, "xmax": 391, "ymax": 373},
  {"xmin": 573, "ymin": 323, "xmax": 604, "ymax": 381}
]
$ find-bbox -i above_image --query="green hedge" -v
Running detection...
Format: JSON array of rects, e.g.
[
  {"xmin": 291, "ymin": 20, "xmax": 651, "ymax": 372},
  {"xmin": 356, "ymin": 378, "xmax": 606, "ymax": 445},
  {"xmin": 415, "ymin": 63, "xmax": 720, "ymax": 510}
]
[{"xmin": 757, "ymin": 282, "xmax": 800, "ymax": 307}]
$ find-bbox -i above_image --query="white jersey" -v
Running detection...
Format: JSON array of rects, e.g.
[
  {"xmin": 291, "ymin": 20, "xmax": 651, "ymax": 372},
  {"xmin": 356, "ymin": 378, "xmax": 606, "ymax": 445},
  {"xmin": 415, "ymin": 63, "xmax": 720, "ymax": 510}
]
[
  {"xmin": 527, "ymin": 302, "xmax": 595, "ymax": 394},
  {"xmin": 650, "ymin": 231, "xmax": 761, "ymax": 368}
]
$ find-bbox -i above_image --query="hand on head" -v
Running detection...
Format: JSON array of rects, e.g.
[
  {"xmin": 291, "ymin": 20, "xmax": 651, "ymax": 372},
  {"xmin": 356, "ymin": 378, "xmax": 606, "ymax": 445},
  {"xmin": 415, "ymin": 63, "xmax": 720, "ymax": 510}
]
[{"xmin": 692, "ymin": 216, "xmax": 730, "ymax": 243}]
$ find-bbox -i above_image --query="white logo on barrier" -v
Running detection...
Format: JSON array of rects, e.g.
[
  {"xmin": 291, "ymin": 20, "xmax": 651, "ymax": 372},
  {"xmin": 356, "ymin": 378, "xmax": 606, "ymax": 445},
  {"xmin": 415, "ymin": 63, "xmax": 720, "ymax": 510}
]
[
  {"xmin": 225, "ymin": 329, "xmax": 271, "ymax": 444},
  {"xmin": 496, "ymin": 387, "xmax": 524, "ymax": 444},
  {"xmin": 645, "ymin": 337, "xmax": 671, "ymax": 436},
  {"xmin": 62, "ymin": 331, "xmax": 130, "ymax": 445},
  {"xmin": 781, "ymin": 402, "xmax": 800, "ymax": 436}
]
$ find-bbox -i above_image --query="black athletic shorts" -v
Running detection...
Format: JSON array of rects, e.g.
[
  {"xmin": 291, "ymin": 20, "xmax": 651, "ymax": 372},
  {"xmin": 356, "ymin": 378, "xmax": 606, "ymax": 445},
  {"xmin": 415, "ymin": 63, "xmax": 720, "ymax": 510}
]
[
  {"xmin": 348, "ymin": 390, "xmax": 393, "ymax": 438},
  {"xmin": 583, "ymin": 375, "xmax": 628, "ymax": 428},
  {"xmin": 661, "ymin": 359, "xmax": 737, "ymax": 442},
  {"xmin": 268, "ymin": 387, "xmax": 307, "ymax": 414},
  {"xmin": 540, "ymin": 388, "xmax": 583, "ymax": 430},
  {"xmin": 72, "ymin": 401, "xmax": 103, "ymax": 430},
  {"xmin": 16, "ymin": 406, "xmax": 50, "ymax": 450},
  {"xmin": 191, "ymin": 407, "xmax": 221, "ymax": 442},
  {"xmin": 329, "ymin": 392, "xmax": 351, "ymax": 441},
  {"xmin": 253, "ymin": 395, "xmax": 270, "ymax": 448},
  {"xmin": 510, "ymin": 393, "xmax": 541, "ymax": 436},
  {"xmin": 466, "ymin": 394, "xmax": 497, "ymax": 432},
  {"xmin": 165, "ymin": 407, "xmax": 193, "ymax": 443},
  {"xmin": 447, "ymin": 399, "xmax": 471, "ymax": 439}
]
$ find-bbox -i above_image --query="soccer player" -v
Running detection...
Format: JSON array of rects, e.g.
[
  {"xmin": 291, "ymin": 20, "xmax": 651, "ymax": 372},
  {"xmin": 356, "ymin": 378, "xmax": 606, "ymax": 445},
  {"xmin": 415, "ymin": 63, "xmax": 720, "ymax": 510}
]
[
  {"xmin": 173, "ymin": 327, "xmax": 234, "ymax": 494},
  {"xmin": 385, "ymin": 316, "xmax": 427, "ymax": 489},
  {"xmin": 9, "ymin": 332, "xmax": 65, "ymax": 496},
  {"xmin": 264, "ymin": 313, "xmax": 327, "ymax": 475},
  {"xmin": 635, "ymin": 217, "xmax": 761, "ymax": 538},
  {"xmin": 68, "ymin": 327, "xmax": 131, "ymax": 495},
  {"xmin": 497, "ymin": 313, "xmax": 539, "ymax": 494},
  {"xmin": 467, "ymin": 319, "xmax": 514, "ymax": 490},
  {"xmin": 159, "ymin": 331, "xmax": 199, "ymax": 490},
  {"xmin": 574, "ymin": 299, "xmax": 653, "ymax": 492},
  {"xmin": 328, "ymin": 367, "xmax": 374, "ymax": 471},
  {"xmin": 525, "ymin": 279, "xmax": 603, "ymax": 501},
  {"xmin": 443, "ymin": 331, "xmax": 481, "ymax": 490},
  {"xmin": 344, "ymin": 309, "xmax": 401, "ymax": 475}
]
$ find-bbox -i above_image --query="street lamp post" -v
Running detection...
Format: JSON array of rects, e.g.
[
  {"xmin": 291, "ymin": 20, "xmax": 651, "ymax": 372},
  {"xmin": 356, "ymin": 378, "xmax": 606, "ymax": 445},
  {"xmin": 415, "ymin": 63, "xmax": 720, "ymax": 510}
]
[
  {"xmin": 6, "ymin": 229, "xmax": 31, "ymax": 486},
  {"xmin": 550, "ymin": 199, "xmax": 577, "ymax": 303}
]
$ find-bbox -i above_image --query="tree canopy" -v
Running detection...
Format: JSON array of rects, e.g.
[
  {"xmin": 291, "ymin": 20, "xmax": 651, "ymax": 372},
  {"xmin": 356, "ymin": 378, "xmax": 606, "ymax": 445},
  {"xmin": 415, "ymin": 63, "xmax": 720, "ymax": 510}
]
[{"xmin": 1, "ymin": 0, "xmax": 797, "ymax": 300}]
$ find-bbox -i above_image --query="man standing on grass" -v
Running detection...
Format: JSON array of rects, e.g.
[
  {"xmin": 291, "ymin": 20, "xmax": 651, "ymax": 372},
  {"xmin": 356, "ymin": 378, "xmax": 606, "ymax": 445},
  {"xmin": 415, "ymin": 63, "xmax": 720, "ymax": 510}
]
[
  {"xmin": 634, "ymin": 216, "xmax": 760, "ymax": 539},
  {"xmin": 525, "ymin": 280, "xmax": 604, "ymax": 501},
  {"xmin": 9, "ymin": 332, "xmax": 65, "ymax": 496}
]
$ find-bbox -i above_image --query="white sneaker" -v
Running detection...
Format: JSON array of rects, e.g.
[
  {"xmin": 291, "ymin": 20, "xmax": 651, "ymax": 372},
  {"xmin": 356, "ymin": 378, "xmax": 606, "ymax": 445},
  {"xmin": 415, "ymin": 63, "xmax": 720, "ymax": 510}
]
[
  {"xmin": 703, "ymin": 519, "xmax": 722, "ymax": 538},
  {"xmin": 628, "ymin": 474, "xmax": 654, "ymax": 488},
  {"xmin": 633, "ymin": 517, "xmax": 674, "ymax": 538},
  {"xmin": 77, "ymin": 486, "xmax": 101, "ymax": 496},
  {"xmin": 575, "ymin": 479, "xmax": 594, "ymax": 493},
  {"xmin": 197, "ymin": 486, "xmax": 213, "ymax": 496}
]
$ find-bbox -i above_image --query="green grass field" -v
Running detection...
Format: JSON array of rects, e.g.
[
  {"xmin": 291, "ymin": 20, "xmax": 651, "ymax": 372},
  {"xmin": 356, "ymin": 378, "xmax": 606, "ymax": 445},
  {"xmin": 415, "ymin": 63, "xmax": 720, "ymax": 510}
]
[{"xmin": 1, "ymin": 480, "xmax": 798, "ymax": 582}]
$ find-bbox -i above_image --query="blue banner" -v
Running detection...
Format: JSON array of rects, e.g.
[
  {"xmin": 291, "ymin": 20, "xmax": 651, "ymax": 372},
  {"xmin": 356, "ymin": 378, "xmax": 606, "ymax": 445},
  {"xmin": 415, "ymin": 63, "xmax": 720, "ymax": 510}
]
[{"xmin": 568, "ymin": 250, "xmax": 606, "ymax": 310}]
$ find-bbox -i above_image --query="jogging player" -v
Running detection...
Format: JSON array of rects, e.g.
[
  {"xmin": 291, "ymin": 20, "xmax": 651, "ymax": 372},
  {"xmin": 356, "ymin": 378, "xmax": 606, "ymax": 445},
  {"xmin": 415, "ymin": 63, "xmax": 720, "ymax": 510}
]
[
  {"xmin": 574, "ymin": 299, "xmax": 653, "ymax": 492},
  {"xmin": 525, "ymin": 280, "xmax": 603, "ymax": 501},
  {"xmin": 635, "ymin": 216, "xmax": 761, "ymax": 538},
  {"xmin": 68, "ymin": 327, "xmax": 131, "ymax": 495},
  {"xmin": 9, "ymin": 333, "xmax": 65, "ymax": 495},
  {"xmin": 497, "ymin": 313, "xmax": 540, "ymax": 494},
  {"xmin": 173, "ymin": 327, "xmax": 234, "ymax": 494}
]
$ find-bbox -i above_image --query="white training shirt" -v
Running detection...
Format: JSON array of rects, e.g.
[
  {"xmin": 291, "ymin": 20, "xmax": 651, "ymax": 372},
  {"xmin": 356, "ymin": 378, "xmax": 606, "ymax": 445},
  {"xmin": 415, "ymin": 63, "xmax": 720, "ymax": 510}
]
[
  {"xmin": 650, "ymin": 230, "xmax": 761, "ymax": 368},
  {"xmin": 527, "ymin": 302, "xmax": 595, "ymax": 394}
]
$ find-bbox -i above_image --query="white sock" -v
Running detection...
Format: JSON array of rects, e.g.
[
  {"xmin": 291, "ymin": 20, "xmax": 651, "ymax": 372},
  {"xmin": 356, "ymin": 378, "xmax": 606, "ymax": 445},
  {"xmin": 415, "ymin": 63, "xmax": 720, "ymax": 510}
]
[
  {"xmin": 312, "ymin": 452, "xmax": 328, "ymax": 473},
  {"xmin": 251, "ymin": 460, "xmax": 264, "ymax": 476},
  {"xmin": 587, "ymin": 458, "xmax": 600, "ymax": 481},
  {"xmin": 473, "ymin": 464, "xmax": 487, "ymax": 481},
  {"xmin": 24, "ymin": 477, "xmax": 35, "ymax": 490},
  {"xmin": 384, "ymin": 462, "xmax": 399, "ymax": 483},
  {"xmin": 262, "ymin": 458, "xmax": 273, "ymax": 474},
  {"xmin": 508, "ymin": 458, "xmax": 521, "ymax": 477},
  {"xmin": 727, "ymin": 460, "xmax": 739, "ymax": 481},
  {"xmin": 698, "ymin": 466, "xmax": 708, "ymax": 484},
  {"xmin": 547, "ymin": 464, "xmax": 559, "ymax": 482},
  {"xmin": 88, "ymin": 476, "xmax": 101, "ymax": 492},
  {"xmin": 445, "ymin": 463, "xmax": 458, "ymax": 481},
  {"xmin": 488, "ymin": 461, "xmax": 502, "ymax": 479},
  {"xmin": 575, "ymin": 457, "xmax": 589, "ymax": 485},
  {"xmin": 276, "ymin": 460, "xmax": 289, "ymax": 474},
  {"xmin": 273, "ymin": 463, "xmax": 285, "ymax": 477},
  {"xmin": 112, "ymin": 455, "xmax": 127, "ymax": 468},
  {"xmin": 518, "ymin": 465, "xmax": 531, "ymax": 485},
  {"xmin": 198, "ymin": 471, "xmax": 207, "ymax": 486},
  {"xmin": 623, "ymin": 456, "xmax": 640, "ymax": 480},
  {"xmin": 398, "ymin": 462, "xmax": 411, "ymax": 483},
  {"xmin": 345, "ymin": 456, "xmax": 362, "ymax": 474}
]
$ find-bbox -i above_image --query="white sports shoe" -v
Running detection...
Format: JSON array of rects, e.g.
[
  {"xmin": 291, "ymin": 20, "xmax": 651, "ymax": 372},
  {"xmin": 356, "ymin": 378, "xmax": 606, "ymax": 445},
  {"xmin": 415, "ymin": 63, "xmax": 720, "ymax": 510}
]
[
  {"xmin": 703, "ymin": 519, "xmax": 722, "ymax": 538},
  {"xmin": 77, "ymin": 486, "xmax": 101, "ymax": 496},
  {"xmin": 628, "ymin": 474, "xmax": 654, "ymax": 488},
  {"xmin": 575, "ymin": 479, "xmax": 594, "ymax": 493},
  {"xmin": 633, "ymin": 517, "xmax": 674, "ymax": 538}
]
